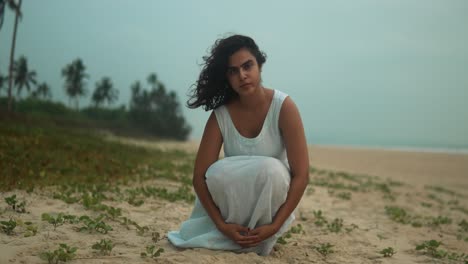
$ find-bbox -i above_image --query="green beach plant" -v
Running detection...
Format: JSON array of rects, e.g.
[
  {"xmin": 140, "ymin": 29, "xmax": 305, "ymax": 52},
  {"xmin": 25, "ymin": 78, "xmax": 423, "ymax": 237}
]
[
  {"xmin": 336, "ymin": 192, "xmax": 352, "ymax": 200},
  {"xmin": 458, "ymin": 219, "xmax": 468, "ymax": 232},
  {"xmin": 379, "ymin": 247, "xmax": 396, "ymax": 257},
  {"xmin": 42, "ymin": 213, "xmax": 65, "ymax": 230},
  {"xmin": 314, "ymin": 242, "xmax": 334, "ymax": 256},
  {"xmin": 141, "ymin": 245, "xmax": 164, "ymax": 258},
  {"xmin": 384, "ymin": 206, "xmax": 411, "ymax": 224},
  {"xmin": 415, "ymin": 240, "xmax": 446, "ymax": 258},
  {"xmin": 4, "ymin": 194, "xmax": 26, "ymax": 213},
  {"xmin": 39, "ymin": 244, "xmax": 77, "ymax": 264},
  {"xmin": 1, "ymin": 219, "xmax": 17, "ymax": 235},
  {"xmin": 313, "ymin": 210, "xmax": 327, "ymax": 227},
  {"xmin": 78, "ymin": 215, "xmax": 112, "ymax": 234},
  {"xmin": 277, "ymin": 224, "xmax": 305, "ymax": 244},
  {"xmin": 430, "ymin": 216, "xmax": 452, "ymax": 227},
  {"xmin": 92, "ymin": 239, "xmax": 114, "ymax": 255},
  {"xmin": 327, "ymin": 218, "xmax": 343, "ymax": 233},
  {"xmin": 41, "ymin": 213, "xmax": 79, "ymax": 230}
]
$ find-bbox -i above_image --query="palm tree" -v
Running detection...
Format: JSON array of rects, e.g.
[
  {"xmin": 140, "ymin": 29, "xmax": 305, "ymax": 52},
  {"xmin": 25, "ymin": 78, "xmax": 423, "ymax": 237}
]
[
  {"xmin": 92, "ymin": 77, "xmax": 118, "ymax": 107},
  {"xmin": 147, "ymin": 73, "xmax": 158, "ymax": 89},
  {"xmin": 31, "ymin": 82, "xmax": 52, "ymax": 100},
  {"xmin": 13, "ymin": 55, "xmax": 37, "ymax": 98},
  {"xmin": 130, "ymin": 81, "xmax": 142, "ymax": 108},
  {"xmin": 61, "ymin": 58, "xmax": 88, "ymax": 110},
  {"xmin": 4, "ymin": 0, "xmax": 22, "ymax": 112},
  {"xmin": 0, "ymin": 72, "xmax": 7, "ymax": 96}
]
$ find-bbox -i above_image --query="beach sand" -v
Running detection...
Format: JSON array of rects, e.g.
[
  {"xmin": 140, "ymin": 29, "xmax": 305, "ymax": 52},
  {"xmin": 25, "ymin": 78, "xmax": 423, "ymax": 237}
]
[{"xmin": 1, "ymin": 139, "xmax": 467, "ymax": 263}]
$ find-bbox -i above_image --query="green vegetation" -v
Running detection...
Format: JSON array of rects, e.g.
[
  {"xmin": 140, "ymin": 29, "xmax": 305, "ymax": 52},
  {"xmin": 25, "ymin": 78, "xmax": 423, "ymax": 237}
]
[
  {"xmin": 92, "ymin": 239, "xmax": 114, "ymax": 255},
  {"xmin": 313, "ymin": 210, "xmax": 327, "ymax": 227},
  {"xmin": 313, "ymin": 242, "xmax": 334, "ymax": 256},
  {"xmin": 41, "ymin": 213, "xmax": 79, "ymax": 230},
  {"xmin": 425, "ymin": 185, "xmax": 464, "ymax": 197},
  {"xmin": 384, "ymin": 206, "xmax": 456, "ymax": 229},
  {"xmin": 4, "ymin": 194, "xmax": 26, "ymax": 213},
  {"xmin": 2, "ymin": 52, "xmax": 191, "ymax": 139},
  {"xmin": 379, "ymin": 247, "xmax": 396, "ymax": 257},
  {"xmin": 41, "ymin": 213, "xmax": 65, "ymax": 230},
  {"xmin": 385, "ymin": 206, "xmax": 411, "ymax": 224},
  {"xmin": 327, "ymin": 218, "xmax": 343, "ymax": 233},
  {"xmin": 310, "ymin": 210, "xmax": 358, "ymax": 234},
  {"xmin": 459, "ymin": 219, "xmax": 468, "ymax": 232},
  {"xmin": 0, "ymin": 117, "xmax": 194, "ymax": 191},
  {"xmin": 429, "ymin": 216, "xmax": 452, "ymax": 227},
  {"xmin": 309, "ymin": 167, "xmax": 401, "ymax": 200},
  {"xmin": 336, "ymin": 192, "xmax": 352, "ymax": 200},
  {"xmin": 277, "ymin": 224, "xmax": 305, "ymax": 244},
  {"xmin": 420, "ymin": 202, "xmax": 432, "ymax": 208},
  {"xmin": 1, "ymin": 219, "xmax": 17, "ymax": 235},
  {"xmin": 141, "ymin": 245, "xmax": 164, "ymax": 259},
  {"xmin": 427, "ymin": 193, "xmax": 445, "ymax": 204},
  {"xmin": 415, "ymin": 240, "xmax": 468, "ymax": 262},
  {"xmin": 78, "ymin": 215, "xmax": 113, "ymax": 234},
  {"xmin": 39, "ymin": 244, "xmax": 77, "ymax": 264},
  {"xmin": 20, "ymin": 220, "xmax": 38, "ymax": 237},
  {"xmin": 415, "ymin": 240, "xmax": 445, "ymax": 258},
  {"xmin": 126, "ymin": 186, "xmax": 195, "ymax": 203}
]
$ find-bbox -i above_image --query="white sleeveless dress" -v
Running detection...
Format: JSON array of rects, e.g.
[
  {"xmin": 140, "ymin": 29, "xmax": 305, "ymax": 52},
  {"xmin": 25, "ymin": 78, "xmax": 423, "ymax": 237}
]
[{"xmin": 168, "ymin": 89, "xmax": 295, "ymax": 256}]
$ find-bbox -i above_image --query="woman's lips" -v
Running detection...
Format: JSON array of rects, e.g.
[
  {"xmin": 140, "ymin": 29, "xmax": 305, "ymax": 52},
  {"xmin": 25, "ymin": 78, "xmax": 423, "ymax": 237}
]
[{"xmin": 240, "ymin": 83, "xmax": 251, "ymax": 88}]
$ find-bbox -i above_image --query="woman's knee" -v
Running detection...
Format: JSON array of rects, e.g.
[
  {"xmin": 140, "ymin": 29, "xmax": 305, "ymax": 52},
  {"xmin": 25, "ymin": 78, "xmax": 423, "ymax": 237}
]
[{"xmin": 257, "ymin": 157, "xmax": 290, "ymax": 185}]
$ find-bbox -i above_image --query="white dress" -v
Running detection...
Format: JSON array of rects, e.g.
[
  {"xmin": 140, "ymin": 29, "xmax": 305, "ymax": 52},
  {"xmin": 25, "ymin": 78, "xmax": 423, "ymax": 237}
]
[{"xmin": 168, "ymin": 89, "xmax": 295, "ymax": 255}]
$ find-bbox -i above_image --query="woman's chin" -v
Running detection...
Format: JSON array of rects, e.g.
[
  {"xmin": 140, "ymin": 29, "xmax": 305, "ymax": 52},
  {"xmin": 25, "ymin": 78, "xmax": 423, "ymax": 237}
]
[{"xmin": 236, "ymin": 85, "xmax": 258, "ymax": 96}]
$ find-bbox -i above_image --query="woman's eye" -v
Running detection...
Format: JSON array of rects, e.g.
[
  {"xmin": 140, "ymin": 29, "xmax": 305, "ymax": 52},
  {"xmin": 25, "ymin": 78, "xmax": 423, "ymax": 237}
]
[{"xmin": 243, "ymin": 63, "xmax": 252, "ymax": 70}]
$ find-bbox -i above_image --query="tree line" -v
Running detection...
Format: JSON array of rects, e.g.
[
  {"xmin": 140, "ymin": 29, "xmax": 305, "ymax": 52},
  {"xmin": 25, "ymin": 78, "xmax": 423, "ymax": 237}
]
[
  {"xmin": 0, "ymin": 56, "xmax": 191, "ymax": 140},
  {"xmin": 0, "ymin": 0, "xmax": 190, "ymax": 140}
]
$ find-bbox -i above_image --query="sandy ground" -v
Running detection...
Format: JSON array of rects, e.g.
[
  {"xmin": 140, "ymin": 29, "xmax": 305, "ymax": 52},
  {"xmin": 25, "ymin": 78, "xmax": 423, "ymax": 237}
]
[{"xmin": 1, "ymin": 139, "xmax": 467, "ymax": 263}]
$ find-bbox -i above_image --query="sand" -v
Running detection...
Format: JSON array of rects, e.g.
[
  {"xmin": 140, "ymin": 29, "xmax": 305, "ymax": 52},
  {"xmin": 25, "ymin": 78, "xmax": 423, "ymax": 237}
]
[{"xmin": 1, "ymin": 140, "xmax": 467, "ymax": 264}]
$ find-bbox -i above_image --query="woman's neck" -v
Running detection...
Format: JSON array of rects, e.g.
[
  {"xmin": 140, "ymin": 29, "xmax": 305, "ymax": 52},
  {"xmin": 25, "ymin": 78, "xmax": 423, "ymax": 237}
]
[{"xmin": 237, "ymin": 86, "xmax": 268, "ymax": 110}]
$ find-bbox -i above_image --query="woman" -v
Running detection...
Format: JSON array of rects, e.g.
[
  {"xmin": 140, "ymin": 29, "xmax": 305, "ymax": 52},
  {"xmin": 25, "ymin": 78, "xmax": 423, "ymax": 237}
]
[{"xmin": 168, "ymin": 34, "xmax": 309, "ymax": 256}]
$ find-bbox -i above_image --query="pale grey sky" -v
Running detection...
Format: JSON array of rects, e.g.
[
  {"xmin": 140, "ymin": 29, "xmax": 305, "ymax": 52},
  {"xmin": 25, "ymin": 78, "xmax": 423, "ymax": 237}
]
[{"xmin": 1, "ymin": 0, "xmax": 467, "ymax": 150}]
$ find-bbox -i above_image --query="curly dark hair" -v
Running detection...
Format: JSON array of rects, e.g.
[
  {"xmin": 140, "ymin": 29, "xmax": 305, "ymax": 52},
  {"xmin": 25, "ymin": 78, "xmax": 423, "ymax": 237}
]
[{"xmin": 187, "ymin": 34, "xmax": 267, "ymax": 111}]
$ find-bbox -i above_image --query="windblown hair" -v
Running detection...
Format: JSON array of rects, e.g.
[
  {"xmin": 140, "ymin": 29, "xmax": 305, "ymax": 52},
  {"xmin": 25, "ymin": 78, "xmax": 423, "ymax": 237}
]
[{"xmin": 187, "ymin": 34, "xmax": 267, "ymax": 111}]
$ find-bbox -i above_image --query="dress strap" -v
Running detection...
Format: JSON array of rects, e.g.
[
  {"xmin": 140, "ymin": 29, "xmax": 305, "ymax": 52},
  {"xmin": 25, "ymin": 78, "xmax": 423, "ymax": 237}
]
[
  {"xmin": 270, "ymin": 90, "xmax": 289, "ymax": 130},
  {"xmin": 214, "ymin": 105, "xmax": 228, "ymax": 140}
]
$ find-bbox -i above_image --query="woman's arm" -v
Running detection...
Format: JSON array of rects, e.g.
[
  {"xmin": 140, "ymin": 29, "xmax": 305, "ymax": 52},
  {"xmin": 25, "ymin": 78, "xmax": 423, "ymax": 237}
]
[
  {"xmin": 192, "ymin": 112, "xmax": 225, "ymax": 227},
  {"xmin": 248, "ymin": 97, "xmax": 309, "ymax": 244},
  {"xmin": 193, "ymin": 112, "xmax": 258, "ymax": 246}
]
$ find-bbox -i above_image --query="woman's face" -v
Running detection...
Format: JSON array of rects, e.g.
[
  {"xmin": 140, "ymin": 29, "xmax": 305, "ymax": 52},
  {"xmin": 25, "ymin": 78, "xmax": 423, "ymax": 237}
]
[{"xmin": 226, "ymin": 48, "xmax": 262, "ymax": 96}]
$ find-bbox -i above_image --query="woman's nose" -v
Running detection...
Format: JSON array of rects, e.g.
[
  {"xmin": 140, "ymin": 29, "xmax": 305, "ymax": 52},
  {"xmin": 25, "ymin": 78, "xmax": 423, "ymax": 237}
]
[{"xmin": 239, "ymin": 69, "xmax": 247, "ymax": 79}]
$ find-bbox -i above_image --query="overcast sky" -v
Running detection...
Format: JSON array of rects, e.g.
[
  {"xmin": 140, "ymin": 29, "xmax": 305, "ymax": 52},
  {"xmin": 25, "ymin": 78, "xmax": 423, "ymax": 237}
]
[{"xmin": 1, "ymin": 0, "xmax": 467, "ymax": 150}]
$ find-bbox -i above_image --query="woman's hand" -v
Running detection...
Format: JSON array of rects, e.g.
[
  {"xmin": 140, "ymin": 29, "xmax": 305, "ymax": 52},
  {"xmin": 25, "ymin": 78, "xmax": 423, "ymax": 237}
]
[
  {"xmin": 218, "ymin": 223, "xmax": 259, "ymax": 247},
  {"xmin": 241, "ymin": 224, "xmax": 279, "ymax": 247}
]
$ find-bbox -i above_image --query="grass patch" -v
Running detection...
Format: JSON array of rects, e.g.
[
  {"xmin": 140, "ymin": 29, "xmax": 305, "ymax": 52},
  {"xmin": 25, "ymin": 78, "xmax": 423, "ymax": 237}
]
[
  {"xmin": 309, "ymin": 167, "xmax": 401, "ymax": 200},
  {"xmin": 0, "ymin": 118, "xmax": 193, "ymax": 191}
]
